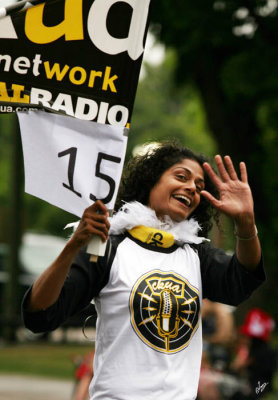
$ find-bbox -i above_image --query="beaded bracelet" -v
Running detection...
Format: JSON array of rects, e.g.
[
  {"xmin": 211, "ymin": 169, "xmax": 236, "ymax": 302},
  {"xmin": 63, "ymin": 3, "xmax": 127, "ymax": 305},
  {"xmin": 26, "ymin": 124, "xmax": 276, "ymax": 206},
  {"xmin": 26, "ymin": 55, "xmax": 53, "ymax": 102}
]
[{"xmin": 234, "ymin": 225, "xmax": 258, "ymax": 241}]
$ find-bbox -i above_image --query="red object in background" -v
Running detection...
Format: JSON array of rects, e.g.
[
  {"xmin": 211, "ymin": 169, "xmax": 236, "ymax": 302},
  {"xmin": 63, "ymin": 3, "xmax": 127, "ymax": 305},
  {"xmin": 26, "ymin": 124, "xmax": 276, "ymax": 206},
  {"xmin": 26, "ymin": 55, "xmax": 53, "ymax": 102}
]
[
  {"xmin": 75, "ymin": 362, "xmax": 92, "ymax": 380},
  {"xmin": 240, "ymin": 308, "xmax": 275, "ymax": 342}
]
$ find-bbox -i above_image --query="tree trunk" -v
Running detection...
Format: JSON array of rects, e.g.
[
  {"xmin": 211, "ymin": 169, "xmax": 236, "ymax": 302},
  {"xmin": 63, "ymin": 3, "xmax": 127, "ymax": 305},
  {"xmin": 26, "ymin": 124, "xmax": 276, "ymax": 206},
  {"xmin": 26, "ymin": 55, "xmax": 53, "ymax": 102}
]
[
  {"xmin": 3, "ymin": 115, "xmax": 24, "ymax": 342},
  {"xmin": 193, "ymin": 58, "xmax": 269, "ymax": 224}
]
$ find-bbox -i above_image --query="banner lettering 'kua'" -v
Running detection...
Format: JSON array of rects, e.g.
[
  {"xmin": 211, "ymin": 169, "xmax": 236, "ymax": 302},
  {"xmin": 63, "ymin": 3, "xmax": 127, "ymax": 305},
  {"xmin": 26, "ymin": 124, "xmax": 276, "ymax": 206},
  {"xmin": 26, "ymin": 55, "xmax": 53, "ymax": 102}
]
[
  {"xmin": 0, "ymin": 0, "xmax": 151, "ymax": 218},
  {"xmin": 0, "ymin": 0, "xmax": 150, "ymax": 126}
]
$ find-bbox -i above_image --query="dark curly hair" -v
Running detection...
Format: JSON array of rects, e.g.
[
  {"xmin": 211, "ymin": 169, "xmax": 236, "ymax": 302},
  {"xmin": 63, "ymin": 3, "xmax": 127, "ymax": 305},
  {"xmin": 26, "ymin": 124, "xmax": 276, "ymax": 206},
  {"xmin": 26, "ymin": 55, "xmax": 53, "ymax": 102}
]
[{"xmin": 115, "ymin": 140, "xmax": 219, "ymax": 237}]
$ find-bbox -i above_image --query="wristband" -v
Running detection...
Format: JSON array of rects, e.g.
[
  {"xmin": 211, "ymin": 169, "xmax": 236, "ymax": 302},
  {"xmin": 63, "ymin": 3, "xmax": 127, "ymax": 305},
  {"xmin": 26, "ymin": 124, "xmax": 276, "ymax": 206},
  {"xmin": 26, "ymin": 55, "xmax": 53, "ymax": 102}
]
[{"xmin": 234, "ymin": 225, "xmax": 258, "ymax": 241}]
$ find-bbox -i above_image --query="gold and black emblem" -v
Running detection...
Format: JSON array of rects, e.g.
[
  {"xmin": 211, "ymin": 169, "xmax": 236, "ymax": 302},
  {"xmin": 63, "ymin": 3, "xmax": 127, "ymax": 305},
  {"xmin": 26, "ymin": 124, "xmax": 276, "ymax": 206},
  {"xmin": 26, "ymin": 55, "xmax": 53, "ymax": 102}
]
[{"xmin": 130, "ymin": 270, "xmax": 200, "ymax": 353}]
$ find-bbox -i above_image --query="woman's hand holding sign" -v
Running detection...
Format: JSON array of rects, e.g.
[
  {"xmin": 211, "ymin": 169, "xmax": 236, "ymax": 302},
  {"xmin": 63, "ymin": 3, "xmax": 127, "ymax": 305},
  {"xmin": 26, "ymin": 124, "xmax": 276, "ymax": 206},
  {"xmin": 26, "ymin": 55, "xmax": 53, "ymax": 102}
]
[{"xmin": 69, "ymin": 200, "xmax": 110, "ymax": 251}]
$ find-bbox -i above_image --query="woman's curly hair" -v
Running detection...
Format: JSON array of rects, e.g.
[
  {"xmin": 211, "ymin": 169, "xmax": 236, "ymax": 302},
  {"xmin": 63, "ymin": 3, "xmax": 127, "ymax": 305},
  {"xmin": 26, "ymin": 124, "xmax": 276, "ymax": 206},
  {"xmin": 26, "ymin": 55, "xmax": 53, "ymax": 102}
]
[{"xmin": 115, "ymin": 140, "xmax": 219, "ymax": 237}]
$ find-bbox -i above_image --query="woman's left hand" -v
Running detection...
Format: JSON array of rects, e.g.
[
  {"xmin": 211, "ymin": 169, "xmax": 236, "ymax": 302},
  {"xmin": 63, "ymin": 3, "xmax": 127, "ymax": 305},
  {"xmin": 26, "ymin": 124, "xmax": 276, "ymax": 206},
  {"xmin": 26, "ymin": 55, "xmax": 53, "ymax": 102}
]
[
  {"xmin": 202, "ymin": 155, "xmax": 261, "ymax": 270},
  {"xmin": 201, "ymin": 155, "xmax": 254, "ymax": 225}
]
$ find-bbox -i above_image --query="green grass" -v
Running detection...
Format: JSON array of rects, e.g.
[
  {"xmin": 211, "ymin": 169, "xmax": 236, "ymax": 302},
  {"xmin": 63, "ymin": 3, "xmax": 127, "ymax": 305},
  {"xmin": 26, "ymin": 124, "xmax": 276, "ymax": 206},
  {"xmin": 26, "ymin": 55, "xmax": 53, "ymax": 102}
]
[
  {"xmin": 0, "ymin": 343, "xmax": 93, "ymax": 380},
  {"xmin": 0, "ymin": 342, "xmax": 277, "ymax": 399}
]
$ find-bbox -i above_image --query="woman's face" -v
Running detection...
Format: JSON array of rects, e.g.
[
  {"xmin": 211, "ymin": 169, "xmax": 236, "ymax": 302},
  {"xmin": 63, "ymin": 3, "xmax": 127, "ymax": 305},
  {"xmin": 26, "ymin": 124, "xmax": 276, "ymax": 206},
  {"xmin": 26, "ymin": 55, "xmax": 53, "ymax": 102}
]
[{"xmin": 148, "ymin": 158, "xmax": 205, "ymax": 222}]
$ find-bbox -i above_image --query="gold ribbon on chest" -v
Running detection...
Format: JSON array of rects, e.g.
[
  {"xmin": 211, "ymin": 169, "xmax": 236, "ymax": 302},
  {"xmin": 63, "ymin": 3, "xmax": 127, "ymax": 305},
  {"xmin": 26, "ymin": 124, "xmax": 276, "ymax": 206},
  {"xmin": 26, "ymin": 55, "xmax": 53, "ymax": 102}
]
[{"xmin": 128, "ymin": 225, "xmax": 175, "ymax": 248}]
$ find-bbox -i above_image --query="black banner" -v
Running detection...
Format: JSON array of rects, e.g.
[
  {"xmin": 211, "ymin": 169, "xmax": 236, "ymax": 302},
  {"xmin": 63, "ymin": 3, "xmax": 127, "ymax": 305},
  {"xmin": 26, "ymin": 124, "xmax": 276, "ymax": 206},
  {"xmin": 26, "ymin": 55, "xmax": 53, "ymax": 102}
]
[{"xmin": 0, "ymin": 0, "xmax": 150, "ymax": 126}]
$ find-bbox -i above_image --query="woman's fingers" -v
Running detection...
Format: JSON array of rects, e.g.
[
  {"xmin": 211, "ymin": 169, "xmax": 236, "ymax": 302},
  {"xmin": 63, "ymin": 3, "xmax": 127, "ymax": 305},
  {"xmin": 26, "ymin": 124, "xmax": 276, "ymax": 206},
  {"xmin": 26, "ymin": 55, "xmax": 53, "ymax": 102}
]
[
  {"xmin": 203, "ymin": 162, "xmax": 222, "ymax": 188},
  {"xmin": 85, "ymin": 199, "xmax": 109, "ymax": 217},
  {"xmin": 214, "ymin": 155, "xmax": 231, "ymax": 182},
  {"xmin": 82, "ymin": 218, "xmax": 110, "ymax": 238},
  {"xmin": 200, "ymin": 190, "xmax": 220, "ymax": 209},
  {"xmin": 75, "ymin": 200, "xmax": 111, "ymax": 244},
  {"xmin": 204, "ymin": 155, "xmax": 244, "ymax": 185},
  {"xmin": 239, "ymin": 161, "xmax": 248, "ymax": 183},
  {"xmin": 83, "ymin": 213, "xmax": 110, "ymax": 229},
  {"xmin": 223, "ymin": 155, "xmax": 238, "ymax": 180},
  {"xmin": 89, "ymin": 225, "xmax": 109, "ymax": 242},
  {"xmin": 202, "ymin": 155, "xmax": 253, "ymax": 218}
]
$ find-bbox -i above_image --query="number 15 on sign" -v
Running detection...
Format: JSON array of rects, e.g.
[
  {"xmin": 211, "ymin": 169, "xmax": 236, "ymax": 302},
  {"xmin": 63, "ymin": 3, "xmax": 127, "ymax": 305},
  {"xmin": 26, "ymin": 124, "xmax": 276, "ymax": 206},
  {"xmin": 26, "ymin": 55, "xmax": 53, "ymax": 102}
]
[
  {"xmin": 18, "ymin": 111, "xmax": 127, "ymax": 218},
  {"xmin": 58, "ymin": 148, "xmax": 121, "ymax": 204}
]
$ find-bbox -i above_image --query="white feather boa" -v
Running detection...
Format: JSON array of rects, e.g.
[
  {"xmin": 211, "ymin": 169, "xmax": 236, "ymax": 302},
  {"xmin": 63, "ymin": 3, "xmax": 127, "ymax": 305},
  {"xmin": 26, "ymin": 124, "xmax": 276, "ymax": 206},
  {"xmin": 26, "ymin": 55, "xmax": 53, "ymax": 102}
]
[
  {"xmin": 110, "ymin": 201, "xmax": 209, "ymax": 245},
  {"xmin": 65, "ymin": 201, "xmax": 209, "ymax": 245}
]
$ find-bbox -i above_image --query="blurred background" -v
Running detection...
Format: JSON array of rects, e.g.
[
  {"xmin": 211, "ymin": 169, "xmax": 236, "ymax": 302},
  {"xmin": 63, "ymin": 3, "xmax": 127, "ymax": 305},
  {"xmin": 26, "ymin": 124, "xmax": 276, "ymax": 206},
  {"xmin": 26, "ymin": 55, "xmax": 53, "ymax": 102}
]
[{"xmin": 1, "ymin": 0, "xmax": 278, "ymax": 399}]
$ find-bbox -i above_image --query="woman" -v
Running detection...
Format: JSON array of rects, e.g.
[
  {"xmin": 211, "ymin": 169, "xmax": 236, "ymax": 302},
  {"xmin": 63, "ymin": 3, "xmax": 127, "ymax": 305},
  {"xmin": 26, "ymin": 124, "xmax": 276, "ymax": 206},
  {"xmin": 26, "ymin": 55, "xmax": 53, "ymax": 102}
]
[{"xmin": 22, "ymin": 141, "xmax": 265, "ymax": 400}]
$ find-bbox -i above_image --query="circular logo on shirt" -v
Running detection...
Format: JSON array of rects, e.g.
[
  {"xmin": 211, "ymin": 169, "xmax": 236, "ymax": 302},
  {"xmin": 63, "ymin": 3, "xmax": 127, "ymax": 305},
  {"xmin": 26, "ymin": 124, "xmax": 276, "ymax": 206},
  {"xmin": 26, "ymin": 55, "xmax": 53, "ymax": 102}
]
[{"xmin": 129, "ymin": 270, "xmax": 200, "ymax": 354}]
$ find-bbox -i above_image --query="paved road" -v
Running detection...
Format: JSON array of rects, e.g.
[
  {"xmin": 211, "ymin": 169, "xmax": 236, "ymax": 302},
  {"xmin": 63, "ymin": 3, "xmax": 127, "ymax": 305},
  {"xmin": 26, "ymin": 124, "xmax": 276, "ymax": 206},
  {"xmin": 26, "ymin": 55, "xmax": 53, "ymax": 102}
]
[{"xmin": 0, "ymin": 374, "xmax": 74, "ymax": 400}]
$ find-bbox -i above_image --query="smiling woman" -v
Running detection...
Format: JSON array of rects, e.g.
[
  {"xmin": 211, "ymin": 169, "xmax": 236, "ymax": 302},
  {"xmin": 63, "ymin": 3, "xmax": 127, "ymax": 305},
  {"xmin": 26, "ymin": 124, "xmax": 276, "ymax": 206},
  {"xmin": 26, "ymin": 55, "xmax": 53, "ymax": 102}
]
[
  {"xmin": 22, "ymin": 139, "xmax": 265, "ymax": 400},
  {"xmin": 116, "ymin": 141, "xmax": 218, "ymax": 236}
]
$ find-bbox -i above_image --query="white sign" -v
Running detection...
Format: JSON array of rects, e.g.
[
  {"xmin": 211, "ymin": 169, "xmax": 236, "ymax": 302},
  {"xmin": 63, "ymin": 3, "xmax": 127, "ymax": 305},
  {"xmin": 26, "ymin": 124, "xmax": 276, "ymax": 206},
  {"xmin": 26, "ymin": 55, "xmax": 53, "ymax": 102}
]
[{"xmin": 18, "ymin": 110, "xmax": 127, "ymax": 217}]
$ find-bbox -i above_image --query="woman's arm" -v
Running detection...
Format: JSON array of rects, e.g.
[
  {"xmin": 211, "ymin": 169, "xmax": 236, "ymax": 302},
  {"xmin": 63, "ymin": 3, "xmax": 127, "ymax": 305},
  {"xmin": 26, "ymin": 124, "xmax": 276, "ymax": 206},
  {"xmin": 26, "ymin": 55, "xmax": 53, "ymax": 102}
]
[
  {"xmin": 26, "ymin": 200, "xmax": 110, "ymax": 312},
  {"xmin": 201, "ymin": 155, "xmax": 261, "ymax": 271},
  {"xmin": 234, "ymin": 216, "xmax": 261, "ymax": 271}
]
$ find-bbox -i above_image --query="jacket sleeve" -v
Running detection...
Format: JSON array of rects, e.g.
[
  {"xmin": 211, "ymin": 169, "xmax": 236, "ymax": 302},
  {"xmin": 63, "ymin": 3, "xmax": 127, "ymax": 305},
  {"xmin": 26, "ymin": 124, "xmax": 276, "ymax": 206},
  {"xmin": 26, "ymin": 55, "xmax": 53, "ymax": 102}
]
[
  {"xmin": 197, "ymin": 242, "xmax": 266, "ymax": 306},
  {"xmin": 21, "ymin": 239, "xmax": 116, "ymax": 334}
]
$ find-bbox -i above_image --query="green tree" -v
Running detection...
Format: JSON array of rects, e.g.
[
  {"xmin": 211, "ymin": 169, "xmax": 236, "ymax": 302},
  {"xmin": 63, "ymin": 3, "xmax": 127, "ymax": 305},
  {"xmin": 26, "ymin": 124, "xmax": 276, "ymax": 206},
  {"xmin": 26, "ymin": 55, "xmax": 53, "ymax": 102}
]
[
  {"xmin": 130, "ymin": 50, "xmax": 216, "ymax": 158},
  {"xmin": 150, "ymin": 0, "xmax": 278, "ymax": 315}
]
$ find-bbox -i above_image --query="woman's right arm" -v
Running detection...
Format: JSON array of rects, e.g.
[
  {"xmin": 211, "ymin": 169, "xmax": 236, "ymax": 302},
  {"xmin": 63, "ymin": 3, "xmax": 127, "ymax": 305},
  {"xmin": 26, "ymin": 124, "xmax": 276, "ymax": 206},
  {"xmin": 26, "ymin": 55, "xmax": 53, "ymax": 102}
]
[{"xmin": 25, "ymin": 200, "xmax": 110, "ymax": 312}]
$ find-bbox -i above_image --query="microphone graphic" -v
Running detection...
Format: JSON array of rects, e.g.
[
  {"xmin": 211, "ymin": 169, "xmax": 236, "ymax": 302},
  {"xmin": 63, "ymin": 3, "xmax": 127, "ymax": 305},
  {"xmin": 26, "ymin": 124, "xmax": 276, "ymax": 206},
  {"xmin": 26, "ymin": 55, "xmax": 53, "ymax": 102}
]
[{"xmin": 157, "ymin": 289, "xmax": 180, "ymax": 351}]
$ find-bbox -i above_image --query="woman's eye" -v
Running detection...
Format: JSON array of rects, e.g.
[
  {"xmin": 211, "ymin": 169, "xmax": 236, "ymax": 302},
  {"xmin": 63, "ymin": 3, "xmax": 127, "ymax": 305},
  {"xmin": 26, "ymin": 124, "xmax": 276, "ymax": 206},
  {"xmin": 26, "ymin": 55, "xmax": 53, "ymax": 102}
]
[
  {"xmin": 177, "ymin": 175, "xmax": 186, "ymax": 181},
  {"xmin": 196, "ymin": 184, "xmax": 204, "ymax": 193}
]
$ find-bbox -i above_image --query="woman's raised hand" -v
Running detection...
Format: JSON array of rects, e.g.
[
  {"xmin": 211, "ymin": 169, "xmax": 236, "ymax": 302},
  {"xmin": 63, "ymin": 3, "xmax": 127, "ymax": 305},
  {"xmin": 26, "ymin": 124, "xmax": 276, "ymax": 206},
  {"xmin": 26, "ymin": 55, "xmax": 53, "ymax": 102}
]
[
  {"xmin": 201, "ymin": 155, "xmax": 254, "ymax": 225},
  {"xmin": 69, "ymin": 200, "xmax": 110, "ymax": 251}
]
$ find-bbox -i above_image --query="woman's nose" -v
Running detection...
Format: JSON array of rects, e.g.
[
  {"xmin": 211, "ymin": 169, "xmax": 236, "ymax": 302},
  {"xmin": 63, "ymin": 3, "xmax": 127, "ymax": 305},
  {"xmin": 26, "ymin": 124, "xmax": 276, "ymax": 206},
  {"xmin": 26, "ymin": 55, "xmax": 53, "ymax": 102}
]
[{"xmin": 184, "ymin": 179, "xmax": 196, "ymax": 193}]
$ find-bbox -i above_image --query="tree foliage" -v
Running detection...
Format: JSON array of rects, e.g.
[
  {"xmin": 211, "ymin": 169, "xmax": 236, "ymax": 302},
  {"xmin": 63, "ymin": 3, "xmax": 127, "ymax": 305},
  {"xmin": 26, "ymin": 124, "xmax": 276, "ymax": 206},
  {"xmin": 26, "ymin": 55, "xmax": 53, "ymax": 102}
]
[
  {"xmin": 150, "ymin": 0, "xmax": 278, "ymax": 315},
  {"xmin": 129, "ymin": 50, "xmax": 216, "ymax": 158}
]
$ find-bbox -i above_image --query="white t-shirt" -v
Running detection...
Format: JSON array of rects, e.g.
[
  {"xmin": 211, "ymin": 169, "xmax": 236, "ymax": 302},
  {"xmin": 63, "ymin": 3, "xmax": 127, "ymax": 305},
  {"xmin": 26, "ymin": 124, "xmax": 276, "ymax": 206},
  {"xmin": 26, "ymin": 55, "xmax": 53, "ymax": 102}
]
[{"xmin": 91, "ymin": 235, "xmax": 202, "ymax": 400}]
